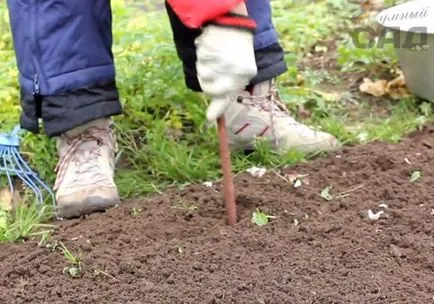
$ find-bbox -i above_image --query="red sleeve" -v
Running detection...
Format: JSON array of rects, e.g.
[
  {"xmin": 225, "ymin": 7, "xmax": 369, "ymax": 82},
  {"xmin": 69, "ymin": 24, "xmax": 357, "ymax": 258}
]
[{"xmin": 166, "ymin": 0, "xmax": 245, "ymax": 28}]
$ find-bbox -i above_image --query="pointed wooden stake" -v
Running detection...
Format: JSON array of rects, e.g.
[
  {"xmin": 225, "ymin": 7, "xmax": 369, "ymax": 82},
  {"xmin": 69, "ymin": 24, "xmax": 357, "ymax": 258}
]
[{"xmin": 217, "ymin": 116, "xmax": 236, "ymax": 225}]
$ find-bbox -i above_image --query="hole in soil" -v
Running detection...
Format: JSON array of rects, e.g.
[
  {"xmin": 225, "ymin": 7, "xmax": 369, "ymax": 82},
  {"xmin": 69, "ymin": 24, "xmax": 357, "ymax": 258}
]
[{"xmin": 374, "ymin": 156, "xmax": 395, "ymax": 171}]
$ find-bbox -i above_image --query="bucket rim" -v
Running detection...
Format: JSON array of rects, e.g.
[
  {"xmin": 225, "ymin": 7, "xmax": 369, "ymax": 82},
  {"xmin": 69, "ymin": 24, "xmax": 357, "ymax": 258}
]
[{"xmin": 376, "ymin": 0, "xmax": 434, "ymax": 34}]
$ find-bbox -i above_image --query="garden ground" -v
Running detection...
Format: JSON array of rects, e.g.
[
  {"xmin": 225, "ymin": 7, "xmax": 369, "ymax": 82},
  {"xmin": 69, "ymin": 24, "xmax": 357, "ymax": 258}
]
[
  {"xmin": 0, "ymin": 0, "xmax": 433, "ymax": 303},
  {"xmin": 1, "ymin": 124, "xmax": 433, "ymax": 303}
]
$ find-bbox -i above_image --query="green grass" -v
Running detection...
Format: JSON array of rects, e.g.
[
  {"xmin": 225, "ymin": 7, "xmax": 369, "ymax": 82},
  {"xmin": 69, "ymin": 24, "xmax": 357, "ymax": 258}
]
[
  {"xmin": 0, "ymin": 0, "xmax": 433, "ymax": 242},
  {"xmin": 0, "ymin": 204, "xmax": 54, "ymax": 243}
]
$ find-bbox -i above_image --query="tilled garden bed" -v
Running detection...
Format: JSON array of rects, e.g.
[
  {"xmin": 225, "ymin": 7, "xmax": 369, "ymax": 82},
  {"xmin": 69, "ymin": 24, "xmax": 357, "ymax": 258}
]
[{"xmin": 0, "ymin": 125, "xmax": 433, "ymax": 304}]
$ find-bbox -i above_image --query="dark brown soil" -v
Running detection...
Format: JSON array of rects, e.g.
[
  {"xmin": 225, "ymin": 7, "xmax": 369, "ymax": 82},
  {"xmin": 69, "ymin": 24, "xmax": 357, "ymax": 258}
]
[{"xmin": 1, "ymin": 126, "xmax": 433, "ymax": 304}]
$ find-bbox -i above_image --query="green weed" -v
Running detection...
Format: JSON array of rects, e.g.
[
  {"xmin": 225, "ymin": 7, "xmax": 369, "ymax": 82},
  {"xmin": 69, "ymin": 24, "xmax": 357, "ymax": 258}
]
[
  {"xmin": 251, "ymin": 208, "xmax": 276, "ymax": 227},
  {"xmin": 0, "ymin": 203, "xmax": 54, "ymax": 243},
  {"xmin": 410, "ymin": 170, "xmax": 422, "ymax": 183},
  {"xmin": 58, "ymin": 242, "xmax": 83, "ymax": 278}
]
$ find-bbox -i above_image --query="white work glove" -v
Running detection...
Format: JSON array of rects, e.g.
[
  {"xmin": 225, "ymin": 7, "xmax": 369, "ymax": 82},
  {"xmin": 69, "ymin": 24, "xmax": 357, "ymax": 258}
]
[{"xmin": 195, "ymin": 14, "xmax": 258, "ymax": 122}]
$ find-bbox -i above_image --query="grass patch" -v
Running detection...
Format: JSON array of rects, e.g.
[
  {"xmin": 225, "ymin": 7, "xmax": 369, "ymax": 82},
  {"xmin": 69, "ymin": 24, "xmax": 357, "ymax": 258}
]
[
  {"xmin": 0, "ymin": 0, "xmax": 432, "ymax": 242},
  {"xmin": 0, "ymin": 203, "xmax": 54, "ymax": 243}
]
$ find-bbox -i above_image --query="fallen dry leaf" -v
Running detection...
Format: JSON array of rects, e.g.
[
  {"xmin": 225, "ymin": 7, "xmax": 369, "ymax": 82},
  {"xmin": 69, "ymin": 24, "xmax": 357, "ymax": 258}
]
[
  {"xmin": 359, "ymin": 78, "xmax": 388, "ymax": 97},
  {"xmin": 359, "ymin": 71, "xmax": 411, "ymax": 99},
  {"xmin": 387, "ymin": 72, "xmax": 411, "ymax": 99},
  {"xmin": 388, "ymin": 72, "xmax": 406, "ymax": 87}
]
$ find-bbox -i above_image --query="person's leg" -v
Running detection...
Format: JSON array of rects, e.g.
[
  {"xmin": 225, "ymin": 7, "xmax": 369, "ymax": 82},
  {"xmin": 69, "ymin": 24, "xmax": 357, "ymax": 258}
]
[
  {"xmin": 7, "ymin": 0, "xmax": 121, "ymax": 218},
  {"xmin": 244, "ymin": 0, "xmax": 287, "ymax": 85},
  {"xmin": 166, "ymin": 0, "xmax": 338, "ymax": 154}
]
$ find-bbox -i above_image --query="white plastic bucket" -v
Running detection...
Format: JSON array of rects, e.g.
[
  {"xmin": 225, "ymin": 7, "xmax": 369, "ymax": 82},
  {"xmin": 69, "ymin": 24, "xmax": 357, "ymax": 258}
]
[{"xmin": 376, "ymin": 0, "xmax": 434, "ymax": 101}]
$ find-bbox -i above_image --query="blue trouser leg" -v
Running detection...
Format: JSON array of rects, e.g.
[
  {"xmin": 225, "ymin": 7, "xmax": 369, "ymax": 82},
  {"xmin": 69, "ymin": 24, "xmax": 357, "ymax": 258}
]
[
  {"xmin": 246, "ymin": 0, "xmax": 287, "ymax": 84},
  {"xmin": 6, "ymin": 0, "xmax": 122, "ymax": 137},
  {"xmin": 166, "ymin": 0, "xmax": 287, "ymax": 91},
  {"xmin": 247, "ymin": 0, "xmax": 280, "ymax": 50}
]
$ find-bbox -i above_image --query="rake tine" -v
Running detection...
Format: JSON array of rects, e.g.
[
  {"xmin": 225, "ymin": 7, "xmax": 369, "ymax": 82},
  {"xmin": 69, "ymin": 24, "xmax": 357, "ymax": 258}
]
[
  {"xmin": 7, "ymin": 148, "xmax": 44, "ymax": 205},
  {"xmin": 14, "ymin": 149, "xmax": 54, "ymax": 194},
  {"xmin": 0, "ymin": 125, "xmax": 56, "ymax": 218},
  {"xmin": 14, "ymin": 155, "xmax": 48, "ymax": 208},
  {"xmin": 13, "ymin": 147, "xmax": 57, "ymax": 211},
  {"xmin": 0, "ymin": 147, "xmax": 15, "ymax": 195}
]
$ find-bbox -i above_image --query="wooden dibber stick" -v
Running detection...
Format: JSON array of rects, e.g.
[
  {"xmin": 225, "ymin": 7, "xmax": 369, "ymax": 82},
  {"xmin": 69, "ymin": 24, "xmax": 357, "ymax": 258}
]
[{"xmin": 216, "ymin": 116, "xmax": 237, "ymax": 225}]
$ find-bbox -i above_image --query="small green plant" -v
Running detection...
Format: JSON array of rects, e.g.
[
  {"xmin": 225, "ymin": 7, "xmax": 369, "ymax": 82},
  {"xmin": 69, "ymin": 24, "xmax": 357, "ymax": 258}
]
[
  {"xmin": 321, "ymin": 186, "xmax": 334, "ymax": 201},
  {"xmin": 37, "ymin": 230, "xmax": 53, "ymax": 247},
  {"xmin": 251, "ymin": 208, "xmax": 276, "ymax": 227},
  {"xmin": 131, "ymin": 207, "xmax": 142, "ymax": 216},
  {"xmin": 410, "ymin": 170, "xmax": 422, "ymax": 183},
  {"xmin": 176, "ymin": 245, "xmax": 185, "ymax": 254},
  {"xmin": 0, "ymin": 203, "xmax": 54, "ymax": 243},
  {"xmin": 172, "ymin": 200, "xmax": 199, "ymax": 213},
  {"xmin": 58, "ymin": 241, "xmax": 82, "ymax": 278},
  {"xmin": 419, "ymin": 102, "xmax": 432, "ymax": 117},
  {"xmin": 0, "ymin": 209, "xmax": 8, "ymax": 231}
]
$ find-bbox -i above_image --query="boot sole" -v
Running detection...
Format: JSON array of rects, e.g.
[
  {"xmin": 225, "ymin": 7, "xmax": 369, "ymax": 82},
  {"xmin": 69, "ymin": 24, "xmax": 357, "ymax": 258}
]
[{"xmin": 56, "ymin": 196, "xmax": 121, "ymax": 219}]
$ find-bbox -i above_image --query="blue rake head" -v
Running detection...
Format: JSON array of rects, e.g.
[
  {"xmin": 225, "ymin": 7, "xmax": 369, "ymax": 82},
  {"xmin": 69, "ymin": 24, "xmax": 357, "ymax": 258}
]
[{"xmin": 0, "ymin": 124, "xmax": 56, "ymax": 216}]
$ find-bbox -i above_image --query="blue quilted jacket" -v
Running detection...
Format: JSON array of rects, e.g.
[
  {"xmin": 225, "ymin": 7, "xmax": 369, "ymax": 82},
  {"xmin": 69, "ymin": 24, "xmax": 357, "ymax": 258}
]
[{"xmin": 7, "ymin": 0, "xmax": 116, "ymax": 96}]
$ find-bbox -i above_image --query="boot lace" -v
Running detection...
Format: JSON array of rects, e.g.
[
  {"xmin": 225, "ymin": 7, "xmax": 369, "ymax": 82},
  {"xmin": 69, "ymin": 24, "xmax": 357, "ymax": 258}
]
[
  {"xmin": 54, "ymin": 126, "xmax": 115, "ymax": 191},
  {"xmin": 238, "ymin": 80, "xmax": 298, "ymax": 146}
]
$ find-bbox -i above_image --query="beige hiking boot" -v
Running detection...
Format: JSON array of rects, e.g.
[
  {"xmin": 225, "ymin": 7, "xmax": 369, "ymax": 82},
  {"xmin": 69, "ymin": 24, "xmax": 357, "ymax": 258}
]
[
  {"xmin": 224, "ymin": 79, "xmax": 339, "ymax": 154},
  {"xmin": 54, "ymin": 118, "xmax": 120, "ymax": 219}
]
